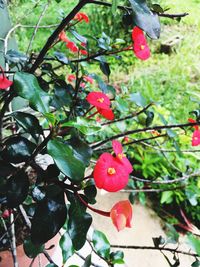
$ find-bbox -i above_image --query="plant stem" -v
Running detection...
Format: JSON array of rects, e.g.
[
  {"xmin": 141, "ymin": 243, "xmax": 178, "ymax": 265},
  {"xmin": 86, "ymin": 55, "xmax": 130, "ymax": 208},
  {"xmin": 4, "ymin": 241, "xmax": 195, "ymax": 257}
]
[
  {"xmin": 30, "ymin": 0, "xmax": 89, "ymax": 73},
  {"xmin": 91, "ymin": 122, "xmax": 199, "ymax": 149}
]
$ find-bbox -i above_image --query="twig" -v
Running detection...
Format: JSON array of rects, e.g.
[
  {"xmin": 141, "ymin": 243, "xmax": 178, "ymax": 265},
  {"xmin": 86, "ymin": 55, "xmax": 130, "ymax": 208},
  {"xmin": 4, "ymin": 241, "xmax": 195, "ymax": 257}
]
[
  {"xmin": 91, "ymin": 122, "xmax": 199, "ymax": 149},
  {"xmin": 121, "ymin": 185, "xmax": 185, "ymax": 193},
  {"xmin": 26, "ymin": 1, "xmax": 50, "ymax": 54},
  {"xmin": 130, "ymin": 172, "xmax": 200, "ymax": 185},
  {"xmin": 88, "ymin": 0, "xmax": 189, "ymax": 19},
  {"xmin": 110, "ymin": 244, "xmax": 198, "ymax": 257}
]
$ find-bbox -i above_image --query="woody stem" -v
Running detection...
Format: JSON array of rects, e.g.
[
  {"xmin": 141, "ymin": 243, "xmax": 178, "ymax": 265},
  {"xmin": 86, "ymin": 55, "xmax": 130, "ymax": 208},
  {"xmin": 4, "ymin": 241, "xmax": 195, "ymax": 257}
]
[
  {"xmin": 86, "ymin": 110, "xmax": 99, "ymax": 119},
  {"xmin": 77, "ymin": 193, "xmax": 110, "ymax": 217}
]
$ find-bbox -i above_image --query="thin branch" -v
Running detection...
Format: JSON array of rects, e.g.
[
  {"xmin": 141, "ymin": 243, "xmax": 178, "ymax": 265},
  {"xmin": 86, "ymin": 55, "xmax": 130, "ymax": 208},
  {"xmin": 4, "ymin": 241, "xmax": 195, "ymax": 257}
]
[
  {"xmin": 91, "ymin": 122, "xmax": 199, "ymax": 149},
  {"xmin": 10, "ymin": 213, "xmax": 18, "ymax": 267},
  {"xmin": 88, "ymin": 0, "xmax": 189, "ymax": 19},
  {"xmin": 130, "ymin": 172, "xmax": 200, "ymax": 185},
  {"xmin": 110, "ymin": 244, "xmax": 198, "ymax": 257},
  {"xmin": 30, "ymin": 0, "xmax": 89, "ymax": 73},
  {"xmin": 122, "ymin": 185, "xmax": 185, "ymax": 193},
  {"xmin": 26, "ymin": 1, "xmax": 50, "ymax": 54}
]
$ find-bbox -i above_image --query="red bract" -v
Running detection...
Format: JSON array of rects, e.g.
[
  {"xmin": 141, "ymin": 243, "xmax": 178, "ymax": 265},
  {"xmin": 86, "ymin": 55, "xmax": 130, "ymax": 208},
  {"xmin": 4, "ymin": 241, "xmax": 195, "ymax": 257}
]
[
  {"xmin": 67, "ymin": 74, "xmax": 76, "ymax": 82},
  {"xmin": 86, "ymin": 92, "xmax": 111, "ymax": 110},
  {"xmin": 132, "ymin": 26, "xmax": 150, "ymax": 61},
  {"xmin": 0, "ymin": 66, "xmax": 13, "ymax": 90},
  {"xmin": 110, "ymin": 200, "xmax": 132, "ymax": 231},
  {"xmin": 188, "ymin": 118, "xmax": 198, "ymax": 130},
  {"xmin": 74, "ymin": 12, "xmax": 89, "ymax": 23},
  {"xmin": 66, "ymin": 41, "xmax": 79, "ymax": 53},
  {"xmin": 112, "ymin": 140, "xmax": 133, "ymax": 174},
  {"xmin": 2, "ymin": 209, "xmax": 12, "ymax": 219},
  {"xmin": 97, "ymin": 107, "xmax": 115, "ymax": 121},
  {"xmin": 192, "ymin": 129, "xmax": 200, "ymax": 146},
  {"xmin": 93, "ymin": 153, "xmax": 129, "ymax": 192},
  {"xmin": 58, "ymin": 31, "xmax": 69, "ymax": 43},
  {"xmin": 80, "ymin": 49, "xmax": 88, "ymax": 55},
  {"xmin": 83, "ymin": 76, "xmax": 94, "ymax": 84}
]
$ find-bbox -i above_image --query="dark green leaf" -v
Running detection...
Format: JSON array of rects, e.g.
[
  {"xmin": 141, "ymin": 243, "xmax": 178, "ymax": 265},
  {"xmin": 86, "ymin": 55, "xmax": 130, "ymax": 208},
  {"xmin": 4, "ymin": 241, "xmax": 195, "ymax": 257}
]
[
  {"xmin": 24, "ymin": 237, "xmax": 44, "ymax": 258},
  {"xmin": 5, "ymin": 49, "xmax": 27, "ymax": 66},
  {"xmin": 2, "ymin": 136, "xmax": 36, "ymax": 163},
  {"xmin": 128, "ymin": 0, "xmax": 160, "ymax": 39},
  {"xmin": 47, "ymin": 139, "xmax": 85, "ymax": 182},
  {"xmin": 151, "ymin": 4, "xmax": 164, "ymax": 13},
  {"xmin": 59, "ymin": 232, "xmax": 74, "ymax": 264},
  {"xmin": 32, "ymin": 186, "xmax": 46, "ymax": 202},
  {"xmin": 152, "ymin": 236, "xmax": 165, "ymax": 247},
  {"xmin": 12, "ymin": 112, "xmax": 43, "ymax": 139},
  {"xmin": 45, "ymin": 264, "xmax": 59, "ymax": 267},
  {"xmin": 192, "ymin": 260, "xmax": 200, "ymax": 267},
  {"xmin": 54, "ymin": 52, "xmax": 69, "ymax": 65},
  {"xmin": 100, "ymin": 61, "xmax": 111, "ymax": 78},
  {"xmin": 145, "ymin": 111, "xmax": 154, "ymax": 126},
  {"xmin": 14, "ymin": 72, "xmax": 51, "ymax": 114},
  {"xmin": 110, "ymin": 251, "xmax": 124, "ymax": 264},
  {"xmin": 51, "ymin": 86, "xmax": 72, "ymax": 109},
  {"xmin": 82, "ymin": 254, "xmax": 92, "ymax": 267},
  {"xmin": 0, "ymin": 160, "xmax": 15, "ymax": 180},
  {"xmin": 6, "ymin": 170, "xmax": 29, "ymax": 208},
  {"xmin": 166, "ymin": 224, "xmax": 179, "ymax": 244},
  {"xmin": 130, "ymin": 92, "xmax": 146, "ymax": 107},
  {"xmin": 31, "ymin": 192, "xmax": 67, "ymax": 245},
  {"xmin": 92, "ymin": 230, "xmax": 110, "ymax": 259},
  {"xmin": 70, "ymin": 29, "xmax": 87, "ymax": 44}
]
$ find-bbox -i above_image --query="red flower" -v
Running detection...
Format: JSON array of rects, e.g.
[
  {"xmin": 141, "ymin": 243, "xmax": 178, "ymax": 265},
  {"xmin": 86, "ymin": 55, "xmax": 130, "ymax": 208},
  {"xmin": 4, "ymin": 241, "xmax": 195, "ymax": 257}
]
[
  {"xmin": 123, "ymin": 136, "xmax": 129, "ymax": 143},
  {"xmin": 74, "ymin": 12, "xmax": 89, "ymax": 23},
  {"xmin": 188, "ymin": 118, "xmax": 198, "ymax": 130},
  {"xmin": 97, "ymin": 107, "xmax": 114, "ymax": 121},
  {"xmin": 58, "ymin": 31, "xmax": 69, "ymax": 43},
  {"xmin": 192, "ymin": 129, "xmax": 200, "ymax": 146},
  {"xmin": 132, "ymin": 26, "xmax": 150, "ymax": 61},
  {"xmin": 66, "ymin": 41, "xmax": 79, "ymax": 53},
  {"xmin": 112, "ymin": 140, "xmax": 133, "ymax": 174},
  {"xmin": 80, "ymin": 49, "xmax": 88, "ymax": 55},
  {"xmin": 83, "ymin": 76, "xmax": 94, "ymax": 84},
  {"xmin": 110, "ymin": 200, "xmax": 132, "ymax": 231},
  {"xmin": 0, "ymin": 66, "xmax": 13, "ymax": 90},
  {"xmin": 86, "ymin": 92, "xmax": 111, "ymax": 110},
  {"xmin": 2, "ymin": 209, "xmax": 12, "ymax": 219},
  {"xmin": 93, "ymin": 153, "xmax": 129, "ymax": 192},
  {"xmin": 67, "ymin": 74, "xmax": 76, "ymax": 82}
]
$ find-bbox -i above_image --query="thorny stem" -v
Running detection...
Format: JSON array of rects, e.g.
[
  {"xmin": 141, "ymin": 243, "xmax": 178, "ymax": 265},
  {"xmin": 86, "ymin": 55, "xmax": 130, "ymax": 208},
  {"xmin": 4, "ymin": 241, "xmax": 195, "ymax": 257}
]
[
  {"xmin": 91, "ymin": 122, "xmax": 200, "ymax": 149},
  {"xmin": 110, "ymin": 244, "xmax": 198, "ymax": 257},
  {"xmin": 77, "ymin": 193, "xmax": 110, "ymax": 217}
]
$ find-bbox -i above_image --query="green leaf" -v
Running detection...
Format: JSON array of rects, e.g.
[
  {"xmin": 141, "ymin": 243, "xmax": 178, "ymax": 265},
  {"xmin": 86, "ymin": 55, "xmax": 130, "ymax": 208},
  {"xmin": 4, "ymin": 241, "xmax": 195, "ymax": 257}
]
[
  {"xmin": 62, "ymin": 117, "xmax": 101, "ymax": 136},
  {"xmin": 187, "ymin": 235, "xmax": 200, "ymax": 256},
  {"xmin": 92, "ymin": 230, "xmax": 110, "ymax": 259},
  {"xmin": 128, "ymin": 0, "xmax": 160, "ymax": 39},
  {"xmin": 130, "ymin": 92, "xmax": 147, "ymax": 107},
  {"xmin": 47, "ymin": 139, "xmax": 85, "ymax": 182},
  {"xmin": 151, "ymin": 4, "xmax": 164, "ymax": 13},
  {"xmin": 31, "ymin": 192, "xmax": 67, "ymax": 245},
  {"xmin": 14, "ymin": 72, "xmax": 51, "ymax": 114},
  {"xmin": 166, "ymin": 224, "xmax": 179, "ymax": 244},
  {"xmin": 12, "ymin": 111, "xmax": 43, "ymax": 139},
  {"xmin": 68, "ymin": 136, "xmax": 93, "ymax": 166},
  {"xmin": 45, "ymin": 264, "xmax": 59, "ymax": 267},
  {"xmin": 6, "ymin": 170, "xmax": 29, "ymax": 208},
  {"xmin": 2, "ymin": 136, "xmax": 36, "ymax": 163},
  {"xmin": 59, "ymin": 232, "xmax": 74, "ymax": 264},
  {"xmin": 82, "ymin": 254, "xmax": 92, "ymax": 267},
  {"xmin": 5, "ymin": 49, "xmax": 27, "ymax": 66},
  {"xmin": 24, "ymin": 237, "xmax": 44, "ymax": 258},
  {"xmin": 192, "ymin": 260, "xmax": 200, "ymax": 267},
  {"xmin": 111, "ymin": 0, "xmax": 118, "ymax": 15},
  {"xmin": 51, "ymin": 86, "xmax": 72, "ymax": 109},
  {"xmin": 145, "ymin": 111, "xmax": 154, "ymax": 126},
  {"xmin": 110, "ymin": 251, "xmax": 124, "ymax": 264},
  {"xmin": 54, "ymin": 52, "xmax": 69, "ymax": 65},
  {"xmin": 70, "ymin": 29, "xmax": 87, "ymax": 44},
  {"xmin": 0, "ymin": 160, "xmax": 15, "ymax": 180},
  {"xmin": 161, "ymin": 191, "xmax": 173, "ymax": 204},
  {"xmin": 100, "ymin": 61, "xmax": 111, "ymax": 78}
]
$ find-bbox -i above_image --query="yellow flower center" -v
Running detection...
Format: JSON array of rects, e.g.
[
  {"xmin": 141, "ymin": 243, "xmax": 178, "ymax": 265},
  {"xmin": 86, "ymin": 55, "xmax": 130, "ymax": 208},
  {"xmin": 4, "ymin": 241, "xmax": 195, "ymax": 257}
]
[
  {"xmin": 107, "ymin": 167, "xmax": 116, "ymax": 175},
  {"xmin": 140, "ymin": 45, "xmax": 145, "ymax": 50},
  {"xmin": 97, "ymin": 97, "xmax": 104, "ymax": 103},
  {"xmin": 118, "ymin": 153, "xmax": 126, "ymax": 160}
]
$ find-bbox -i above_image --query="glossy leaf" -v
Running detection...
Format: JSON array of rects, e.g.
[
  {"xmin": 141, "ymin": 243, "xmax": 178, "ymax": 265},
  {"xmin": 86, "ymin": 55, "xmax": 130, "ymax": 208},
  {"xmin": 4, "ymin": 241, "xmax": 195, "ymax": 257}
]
[
  {"xmin": 14, "ymin": 72, "xmax": 51, "ymax": 114},
  {"xmin": 24, "ymin": 237, "xmax": 44, "ymax": 258},
  {"xmin": 12, "ymin": 111, "xmax": 43, "ymax": 138},
  {"xmin": 51, "ymin": 86, "xmax": 72, "ymax": 109},
  {"xmin": 5, "ymin": 49, "xmax": 27, "ymax": 66},
  {"xmin": 59, "ymin": 232, "xmax": 74, "ymax": 264},
  {"xmin": 128, "ymin": 0, "xmax": 160, "ymax": 39},
  {"xmin": 82, "ymin": 254, "xmax": 92, "ymax": 267},
  {"xmin": 187, "ymin": 235, "xmax": 200, "ymax": 256},
  {"xmin": 110, "ymin": 251, "xmax": 124, "ymax": 264},
  {"xmin": 31, "ymin": 192, "xmax": 67, "ymax": 245},
  {"xmin": 0, "ymin": 160, "xmax": 15, "ymax": 180},
  {"xmin": 54, "ymin": 52, "xmax": 69, "ymax": 64},
  {"xmin": 2, "ymin": 136, "xmax": 36, "ymax": 163},
  {"xmin": 47, "ymin": 139, "xmax": 85, "ymax": 182},
  {"xmin": 6, "ymin": 170, "xmax": 29, "ymax": 208},
  {"xmin": 130, "ymin": 92, "xmax": 146, "ymax": 107},
  {"xmin": 92, "ymin": 230, "xmax": 110, "ymax": 259}
]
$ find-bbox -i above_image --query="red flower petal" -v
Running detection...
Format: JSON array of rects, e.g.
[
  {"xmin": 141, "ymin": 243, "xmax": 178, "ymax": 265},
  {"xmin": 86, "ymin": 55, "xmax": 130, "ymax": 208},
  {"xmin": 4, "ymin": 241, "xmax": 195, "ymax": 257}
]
[
  {"xmin": 67, "ymin": 74, "xmax": 76, "ymax": 82},
  {"xmin": 0, "ymin": 75, "xmax": 13, "ymax": 90},
  {"xmin": 97, "ymin": 107, "xmax": 114, "ymax": 120},
  {"xmin": 66, "ymin": 41, "xmax": 79, "ymax": 53},
  {"xmin": 132, "ymin": 26, "xmax": 150, "ymax": 61},
  {"xmin": 110, "ymin": 200, "xmax": 133, "ymax": 231},
  {"xmin": 112, "ymin": 140, "xmax": 123, "ymax": 155},
  {"xmin": 80, "ymin": 49, "xmax": 88, "ymax": 55},
  {"xmin": 192, "ymin": 129, "xmax": 200, "ymax": 146},
  {"xmin": 58, "ymin": 31, "xmax": 69, "ymax": 43},
  {"xmin": 83, "ymin": 76, "xmax": 94, "ymax": 84},
  {"xmin": 188, "ymin": 118, "xmax": 198, "ymax": 130},
  {"xmin": 93, "ymin": 153, "xmax": 129, "ymax": 192},
  {"xmin": 86, "ymin": 92, "xmax": 111, "ymax": 109},
  {"xmin": 74, "ymin": 12, "xmax": 89, "ymax": 23}
]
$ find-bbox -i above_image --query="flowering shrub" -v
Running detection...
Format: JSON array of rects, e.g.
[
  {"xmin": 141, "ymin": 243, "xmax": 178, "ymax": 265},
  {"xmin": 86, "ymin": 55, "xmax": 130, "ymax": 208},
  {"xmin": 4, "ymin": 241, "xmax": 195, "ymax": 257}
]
[{"xmin": 0, "ymin": 0, "xmax": 200, "ymax": 266}]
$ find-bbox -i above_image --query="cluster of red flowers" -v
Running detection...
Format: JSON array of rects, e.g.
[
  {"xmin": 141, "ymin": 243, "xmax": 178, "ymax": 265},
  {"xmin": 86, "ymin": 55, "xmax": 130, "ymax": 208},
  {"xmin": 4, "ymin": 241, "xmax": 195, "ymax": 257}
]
[
  {"xmin": 0, "ymin": 66, "xmax": 13, "ymax": 90},
  {"xmin": 86, "ymin": 91, "xmax": 114, "ymax": 120},
  {"xmin": 94, "ymin": 140, "xmax": 133, "ymax": 192},
  {"xmin": 58, "ymin": 13, "xmax": 89, "ymax": 55},
  {"xmin": 67, "ymin": 74, "xmax": 94, "ymax": 88},
  {"xmin": 188, "ymin": 118, "xmax": 200, "ymax": 146},
  {"xmin": 132, "ymin": 26, "xmax": 150, "ymax": 61}
]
